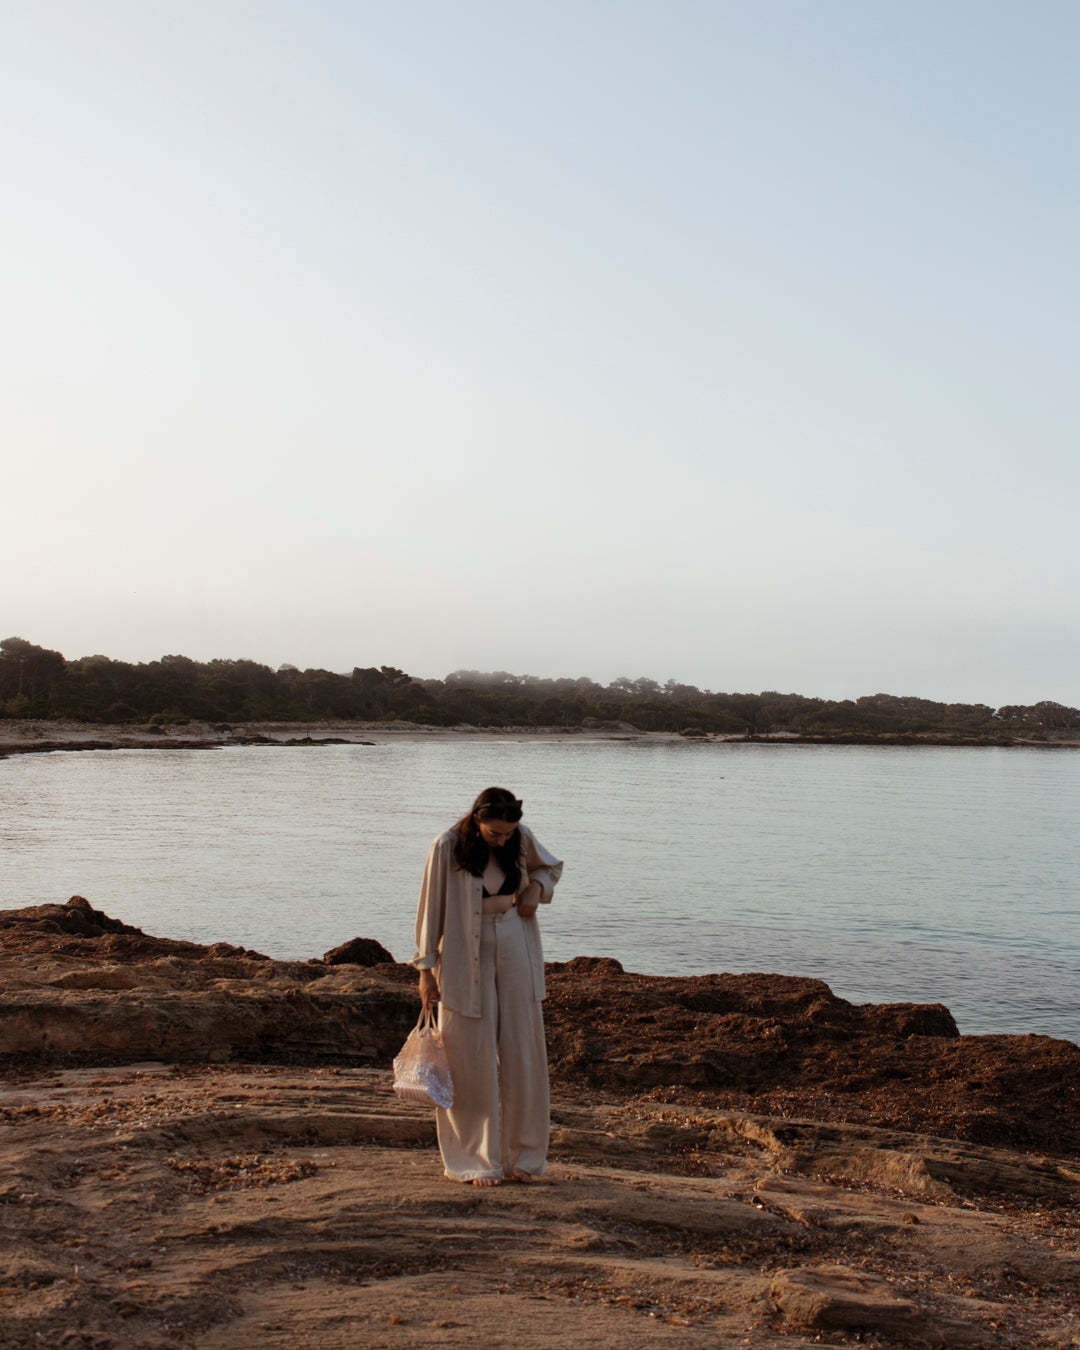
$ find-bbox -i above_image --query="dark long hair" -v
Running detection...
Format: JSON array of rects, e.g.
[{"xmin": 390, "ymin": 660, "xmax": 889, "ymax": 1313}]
[{"xmin": 452, "ymin": 786, "xmax": 523, "ymax": 888}]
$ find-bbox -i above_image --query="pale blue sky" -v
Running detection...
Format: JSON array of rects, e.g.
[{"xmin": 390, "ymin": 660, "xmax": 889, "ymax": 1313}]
[{"xmin": 2, "ymin": 1, "xmax": 1077, "ymax": 705}]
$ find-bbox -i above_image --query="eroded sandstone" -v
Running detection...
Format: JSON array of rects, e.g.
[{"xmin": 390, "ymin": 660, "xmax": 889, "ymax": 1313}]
[
  {"xmin": 1, "ymin": 1064, "xmax": 1078, "ymax": 1348},
  {"xmin": 2, "ymin": 898, "xmax": 1079, "ymax": 1347}
]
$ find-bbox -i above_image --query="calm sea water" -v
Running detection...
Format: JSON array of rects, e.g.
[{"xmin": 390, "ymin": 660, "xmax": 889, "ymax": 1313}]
[{"xmin": 1, "ymin": 741, "xmax": 1078, "ymax": 1043}]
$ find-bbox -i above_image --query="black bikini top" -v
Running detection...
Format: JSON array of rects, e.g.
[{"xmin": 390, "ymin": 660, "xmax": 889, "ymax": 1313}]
[{"xmin": 482, "ymin": 879, "xmax": 516, "ymax": 899}]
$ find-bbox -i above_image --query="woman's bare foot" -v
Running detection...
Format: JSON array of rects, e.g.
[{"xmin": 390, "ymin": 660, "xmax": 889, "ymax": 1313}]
[
  {"xmin": 472, "ymin": 1176, "xmax": 501, "ymax": 1187},
  {"xmin": 511, "ymin": 1168, "xmax": 533, "ymax": 1184}
]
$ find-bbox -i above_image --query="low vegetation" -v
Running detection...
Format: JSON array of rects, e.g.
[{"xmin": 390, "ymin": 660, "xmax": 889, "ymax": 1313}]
[{"xmin": 2, "ymin": 636, "xmax": 1077, "ymax": 739}]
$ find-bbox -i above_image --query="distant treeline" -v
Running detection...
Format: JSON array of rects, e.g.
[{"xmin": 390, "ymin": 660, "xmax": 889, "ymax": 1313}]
[{"xmin": 2, "ymin": 636, "xmax": 1078, "ymax": 739}]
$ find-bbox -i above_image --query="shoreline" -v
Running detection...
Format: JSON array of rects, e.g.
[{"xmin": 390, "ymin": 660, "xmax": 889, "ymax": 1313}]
[
  {"xmin": 2, "ymin": 718, "xmax": 1077, "ymax": 759},
  {"xmin": 4, "ymin": 898, "xmax": 1080, "ymax": 1155}
]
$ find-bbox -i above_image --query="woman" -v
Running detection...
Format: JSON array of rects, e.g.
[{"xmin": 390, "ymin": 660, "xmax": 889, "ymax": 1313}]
[{"xmin": 412, "ymin": 787, "xmax": 563, "ymax": 1186}]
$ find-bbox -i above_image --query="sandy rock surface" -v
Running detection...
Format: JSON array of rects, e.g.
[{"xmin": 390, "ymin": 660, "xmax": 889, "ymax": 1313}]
[
  {"xmin": 2, "ymin": 1064, "xmax": 1079, "ymax": 1349},
  {"xmin": 2, "ymin": 898, "xmax": 1080, "ymax": 1346}
]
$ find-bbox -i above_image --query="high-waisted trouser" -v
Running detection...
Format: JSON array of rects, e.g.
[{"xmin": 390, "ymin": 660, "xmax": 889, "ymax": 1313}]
[{"xmin": 436, "ymin": 909, "xmax": 549, "ymax": 1182}]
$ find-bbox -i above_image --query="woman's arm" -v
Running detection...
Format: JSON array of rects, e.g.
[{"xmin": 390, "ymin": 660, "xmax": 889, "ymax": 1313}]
[
  {"xmin": 418, "ymin": 967, "xmax": 440, "ymax": 1012},
  {"xmin": 411, "ymin": 834, "xmax": 451, "ymax": 1001},
  {"xmin": 517, "ymin": 826, "xmax": 564, "ymax": 916}
]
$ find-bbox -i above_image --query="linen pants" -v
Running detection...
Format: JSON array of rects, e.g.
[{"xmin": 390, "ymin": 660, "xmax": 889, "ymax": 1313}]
[{"xmin": 436, "ymin": 908, "xmax": 549, "ymax": 1182}]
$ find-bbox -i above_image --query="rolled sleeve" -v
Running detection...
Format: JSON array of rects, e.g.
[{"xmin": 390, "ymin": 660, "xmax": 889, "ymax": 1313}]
[
  {"xmin": 522, "ymin": 826, "xmax": 563, "ymax": 904},
  {"xmin": 410, "ymin": 834, "xmax": 451, "ymax": 970}
]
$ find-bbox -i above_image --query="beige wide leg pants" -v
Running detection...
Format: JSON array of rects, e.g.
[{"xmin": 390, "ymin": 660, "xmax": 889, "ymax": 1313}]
[{"xmin": 436, "ymin": 909, "xmax": 550, "ymax": 1182}]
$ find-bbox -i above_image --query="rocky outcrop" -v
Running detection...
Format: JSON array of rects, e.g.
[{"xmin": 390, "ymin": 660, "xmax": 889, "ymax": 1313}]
[
  {"xmin": 3, "ymin": 899, "xmax": 1080, "ymax": 1160},
  {"xmin": 541, "ymin": 957, "xmax": 1080, "ymax": 1156},
  {"xmin": 0, "ymin": 728, "xmax": 373, "ymax": 759},
  {"xmin": 322, "ymin": 936, "xmax": 396, "ymax": 966},
  {"xmin": 0, "ymin": 736, "xmax": 227, "ymax": 757},
  {"xmin": 0, "ymin": 895, "xmax": 147, "ymax": 940},
  {"xmin": 0, "ymin": 899, "xmax": 416, "ymax": 1065}
]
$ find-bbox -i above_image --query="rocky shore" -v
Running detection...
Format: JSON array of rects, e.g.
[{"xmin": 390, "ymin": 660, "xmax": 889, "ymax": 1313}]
[
  {"xmin": 3, "ymin": 719, "xmax": 1077, "ymax": 759},
  {"xmin": 2, "ymin": 898, "xmax": 1079, "ymax": 1348}
]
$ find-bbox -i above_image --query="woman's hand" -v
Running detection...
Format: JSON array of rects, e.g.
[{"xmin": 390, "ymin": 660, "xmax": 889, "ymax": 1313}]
[
  {"xmin": 515, "ymin": 879, "xmax": 542, "ymax": 918},
  {"xmin": 419, "ymin": 968, "xmax": 440, "ymax": 1012}
]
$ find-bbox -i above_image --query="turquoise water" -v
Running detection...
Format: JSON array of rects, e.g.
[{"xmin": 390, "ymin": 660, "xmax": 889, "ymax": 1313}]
[{"xmin": 2, "ymin": 740, "xmax": 1078, "ymax": 1042}]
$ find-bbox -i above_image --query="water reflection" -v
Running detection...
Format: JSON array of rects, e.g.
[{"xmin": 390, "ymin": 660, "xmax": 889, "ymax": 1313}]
[{"xmin": 2, "ymin": 740, "xmax": 1078, "ymax": 1042}]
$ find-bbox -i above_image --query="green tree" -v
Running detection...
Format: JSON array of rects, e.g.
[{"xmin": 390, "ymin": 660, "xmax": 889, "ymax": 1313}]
[{"xmin": 0, "ymin": 637, "xmax": 66, "ymax": 714}]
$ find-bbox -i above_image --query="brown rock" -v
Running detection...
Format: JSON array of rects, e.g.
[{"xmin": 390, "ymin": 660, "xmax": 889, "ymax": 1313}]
[
  {"xmin": 204, "ymin": 942, "xmax": 270, "ymax": 961},
  {"xmin": 770, "ymin": 1264, "xmax": 983, "ymax": 1344},
  {"xmin": 0, "ymin": 902, "xmax": 416, "ymax": 1065},
  {"xmin": 0, "ymin": 972, "xmax": 417, "ymax": 1063},
  {"xmin": 0, "ymin": 896, "xmax": 146, "ymax": 940},
  {"xmin": 541, "ymin": 960, "xmax": 1080, "ymax": 1156},
  {"xmin": 322, "ymin": 937, "xmax": 395, "ymax": 966},
  {"xmin": 550, "ymin": 955, "xmax": 624, "ymax": 975},
  {"xmin": 3, "ymin": 903, "xmax": 1080, "ymax": 1164}
]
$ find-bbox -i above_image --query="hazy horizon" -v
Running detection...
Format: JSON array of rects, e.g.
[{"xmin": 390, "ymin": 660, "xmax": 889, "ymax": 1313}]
[{"xmin": 4, "ymin": 2, "xmax": 1077, "ymax": 709}]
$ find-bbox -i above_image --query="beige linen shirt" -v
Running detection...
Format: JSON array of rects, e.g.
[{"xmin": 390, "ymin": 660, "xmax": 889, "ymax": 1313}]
[{"xmin": 411, "ymin": 824, "xmax": 564, "ymax": 1018}]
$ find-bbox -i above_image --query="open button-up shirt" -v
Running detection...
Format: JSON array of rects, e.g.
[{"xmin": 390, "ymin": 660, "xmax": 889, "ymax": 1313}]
[{"xmin": 410, "ymin": 823, "xmax": 564, "ymax": 1018}]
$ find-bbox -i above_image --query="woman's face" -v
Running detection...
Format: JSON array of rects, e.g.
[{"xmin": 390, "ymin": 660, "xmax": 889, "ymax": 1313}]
[{"xmin": 476, "ymin": 816, "xmax": 518, "ymax": 848}]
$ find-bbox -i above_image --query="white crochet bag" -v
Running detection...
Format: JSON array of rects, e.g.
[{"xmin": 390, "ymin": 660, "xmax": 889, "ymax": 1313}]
[{"xmin": 392, "ymin": 1008, "xmax": 454, "ymax": 1109}]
